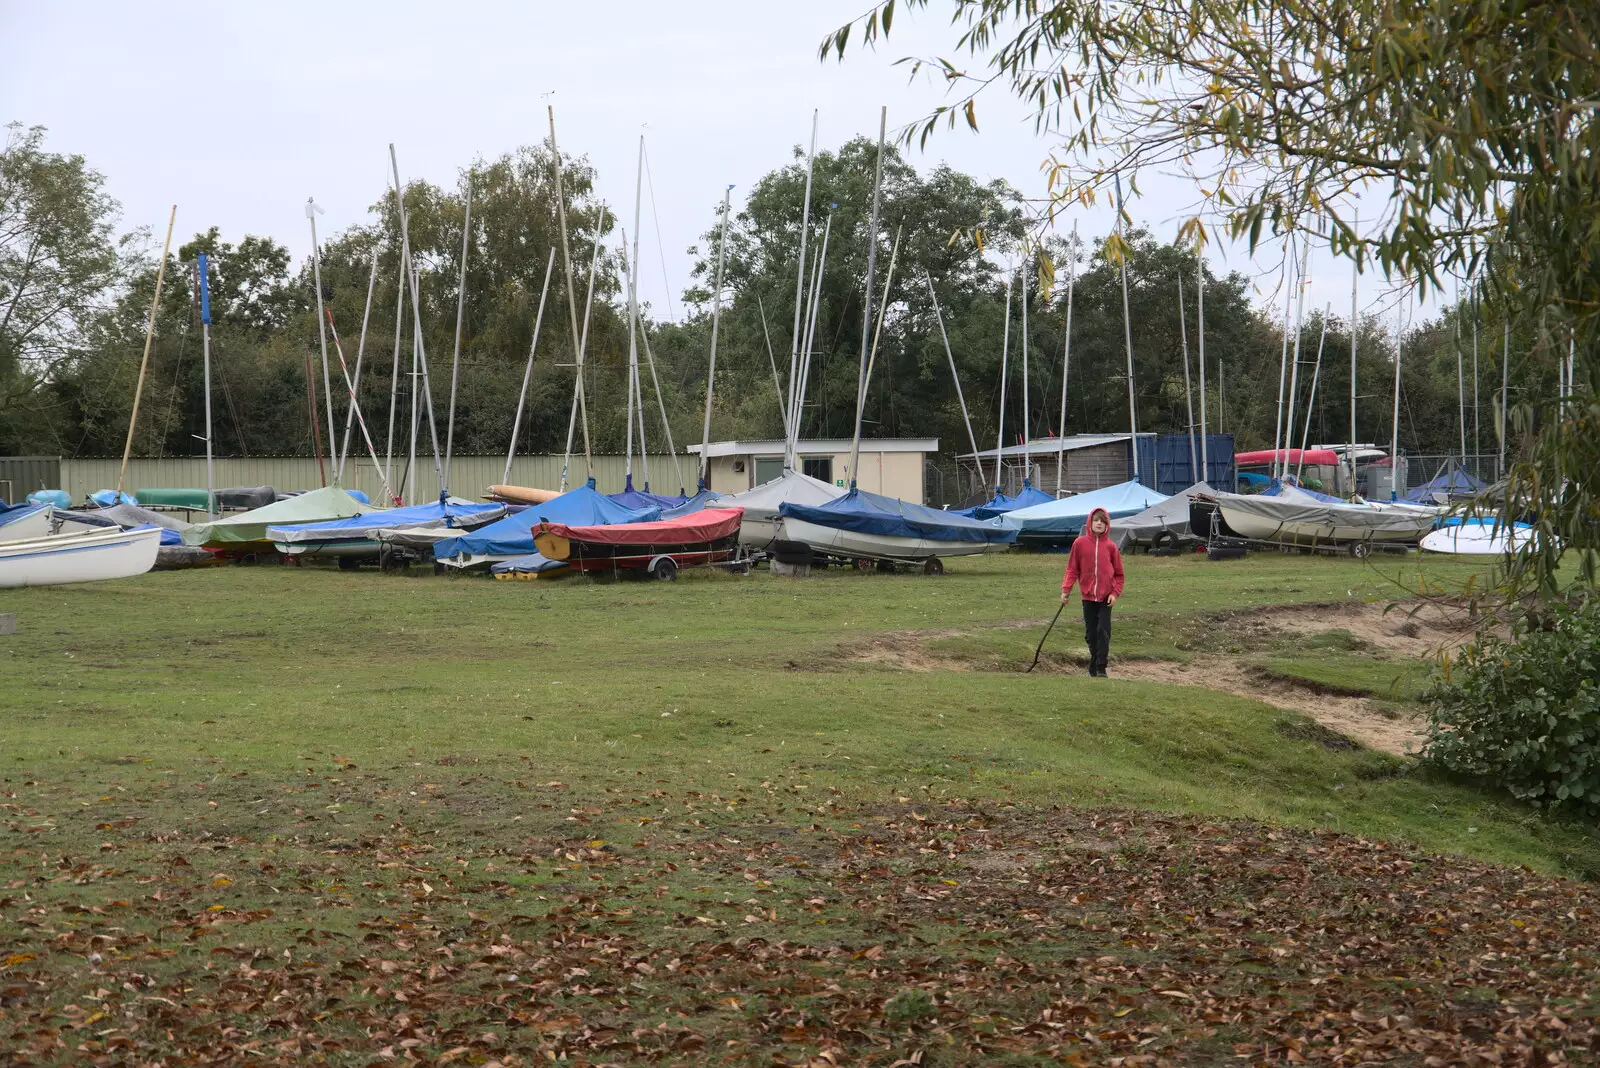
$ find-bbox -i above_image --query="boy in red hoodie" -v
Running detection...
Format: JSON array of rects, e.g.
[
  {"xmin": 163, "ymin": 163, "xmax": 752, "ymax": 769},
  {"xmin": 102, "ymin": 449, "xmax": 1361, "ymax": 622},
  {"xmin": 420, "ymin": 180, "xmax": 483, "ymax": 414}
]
[{"xmin": 1060, "ymin": 506, "xmax": 1125, "ymax": 677}]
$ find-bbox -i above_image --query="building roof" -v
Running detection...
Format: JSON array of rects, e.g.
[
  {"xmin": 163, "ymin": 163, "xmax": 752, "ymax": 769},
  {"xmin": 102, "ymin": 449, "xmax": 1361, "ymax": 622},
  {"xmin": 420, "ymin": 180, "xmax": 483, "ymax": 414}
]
[
  {"xmin": 957, "ymin": 433, "xmax": 1154, "ymax": 461},
  {"xmin": 687, "ymin": 438, "xmax": 939, "ymax": 458}
]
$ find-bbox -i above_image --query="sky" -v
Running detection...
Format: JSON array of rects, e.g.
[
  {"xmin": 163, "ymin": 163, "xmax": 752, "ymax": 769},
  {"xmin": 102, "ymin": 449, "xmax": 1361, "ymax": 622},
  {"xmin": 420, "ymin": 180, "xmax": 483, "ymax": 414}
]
[{"xmin": 2, "ymin": 0, "xmax": 1427, "ymax": 328}]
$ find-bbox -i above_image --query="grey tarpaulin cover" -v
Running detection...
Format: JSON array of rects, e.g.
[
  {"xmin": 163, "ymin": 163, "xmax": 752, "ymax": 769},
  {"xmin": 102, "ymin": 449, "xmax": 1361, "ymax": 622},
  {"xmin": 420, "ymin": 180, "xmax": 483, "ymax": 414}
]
[{"xmin": 1114, "ymin": 482, "xmax": 1216, "ymax": 548}]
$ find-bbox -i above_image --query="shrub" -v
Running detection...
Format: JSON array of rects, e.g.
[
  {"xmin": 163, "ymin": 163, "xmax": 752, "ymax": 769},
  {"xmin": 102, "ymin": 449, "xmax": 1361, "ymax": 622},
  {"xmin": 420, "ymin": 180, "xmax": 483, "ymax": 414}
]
[{"xmin": 1422, "ymin": 599, "xmax": 1600, "ymax": 816}]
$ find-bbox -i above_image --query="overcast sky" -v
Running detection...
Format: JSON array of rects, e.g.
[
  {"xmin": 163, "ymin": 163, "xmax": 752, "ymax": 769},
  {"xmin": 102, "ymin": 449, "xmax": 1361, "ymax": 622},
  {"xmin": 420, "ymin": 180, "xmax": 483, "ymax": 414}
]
[{"xmin": 3, "ymin": 0, "xmax": 1424, "ymax": 327}]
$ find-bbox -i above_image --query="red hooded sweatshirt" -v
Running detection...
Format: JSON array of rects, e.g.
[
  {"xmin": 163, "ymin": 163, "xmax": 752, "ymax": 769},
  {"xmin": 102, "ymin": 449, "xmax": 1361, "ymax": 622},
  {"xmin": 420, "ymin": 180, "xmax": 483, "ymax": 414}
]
[{"xmin": 1061, "ymin": 506, "xmax": 1125, "ymax": 603}]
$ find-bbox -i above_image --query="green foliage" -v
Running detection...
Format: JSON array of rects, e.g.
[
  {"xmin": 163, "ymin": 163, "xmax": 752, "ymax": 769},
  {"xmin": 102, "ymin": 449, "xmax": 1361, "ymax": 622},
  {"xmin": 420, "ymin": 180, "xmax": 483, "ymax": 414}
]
[
  {"xmin": 825, "ymin": 0, "xmax": 1598, "ymax": 593},
  {"xmin": 1424, "ymin": 600, "xmax": 1600, "ymax": 816},
  {"xmin": 0, "ymin": 122, "xmax": 137, "ymax": 452}
]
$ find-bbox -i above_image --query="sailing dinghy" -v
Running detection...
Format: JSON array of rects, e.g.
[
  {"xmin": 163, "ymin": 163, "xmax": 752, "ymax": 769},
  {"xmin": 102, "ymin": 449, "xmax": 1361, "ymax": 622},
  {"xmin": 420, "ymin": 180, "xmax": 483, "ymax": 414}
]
[
  {"xmin": 0, "ymin": 525, "xmax": 161, "ymax": 588},
  {"xmin": 268, "ymin": 498, "xmax": 506, "ymax": 561},
  {"xmin": 776, "ymin": 489, "xmax": 1016, "ymax": 571},
  {"xmin": 432, "ymin": 481, "xmax": 657, "ymax": 570},
  {"xmin": 182, "ymin": 485, "xmax": 371, "ymax": 555},
  {"xmin": 709, "ymin": 470, "xmax": 843, "ymax": 551},
  {"xmin": 1214, "ymin": 484, "xmax": 1435, "ymax": 549},
  {"xmin": 533, "ymin": 507, "xmax": 745, "ymax": 580}
]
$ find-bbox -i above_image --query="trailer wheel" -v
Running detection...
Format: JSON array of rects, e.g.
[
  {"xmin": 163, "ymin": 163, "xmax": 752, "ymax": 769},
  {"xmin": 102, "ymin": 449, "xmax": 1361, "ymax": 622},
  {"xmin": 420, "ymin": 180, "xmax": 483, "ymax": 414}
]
[
  {"xmin": 338, "ymin": 556, "xmax": 361, "ymax": 571},
  {"xmin": 922, "ymin": 557, "xmax": 945, "ymax": 576},
  {"xmin": 1347, "ymin": 541, "xmax": 1372, "ymax": 559},
  {"xmin": 651, "ymin": 557, "xmax": 679, "ymax": 581},
  {"xmin": 853, "ymin": 558, "xmax": 874, "ymax": 572},
  {"xmin": 1150, "ymin": 530, "xmax": 1180, "ymax": 556}
]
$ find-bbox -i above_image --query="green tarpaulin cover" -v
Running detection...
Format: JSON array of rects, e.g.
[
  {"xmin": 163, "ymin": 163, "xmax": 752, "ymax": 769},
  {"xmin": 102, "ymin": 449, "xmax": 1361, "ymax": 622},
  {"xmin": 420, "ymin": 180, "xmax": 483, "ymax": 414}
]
[
  {"xmin": 136, "ymin": 488, "xmax": 210, "ymax": 509},
  {"xmin": 182, "ymin": 486, "xmax": 370, "ymax": 550}
]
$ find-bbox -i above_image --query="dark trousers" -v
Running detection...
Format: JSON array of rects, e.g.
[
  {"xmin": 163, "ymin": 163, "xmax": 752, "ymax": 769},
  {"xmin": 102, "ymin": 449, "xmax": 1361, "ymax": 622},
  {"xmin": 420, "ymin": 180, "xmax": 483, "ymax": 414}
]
[{"xmin": 1081, "ymin": 599, "xmax": 1112, "ymax": 674}]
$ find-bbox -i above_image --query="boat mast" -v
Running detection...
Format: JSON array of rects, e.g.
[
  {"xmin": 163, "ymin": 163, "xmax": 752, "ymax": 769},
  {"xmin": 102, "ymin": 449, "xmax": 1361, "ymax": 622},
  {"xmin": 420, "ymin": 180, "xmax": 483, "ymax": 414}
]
[
  {"xmin": 337, "ymin": 250, "xmax": 379, "ymax": 483},
  {"xmin": 1471, "ymin": 280, "xmax": 1480, "ymax": 471},
  {"xmin": 1349, "ymin": 224, "xmax": 1359, "ymax": 498},
  {"xmin": 637, "ymin": 318, "xmax": 686, "ymax": 494},
  {"xmin": 626, "ymin": 133, "xmax": 646, "ymax": 487},
  {"xmin": 324, "ymin": 308, "xmax": 394, "ymax": 504},
  {"xmin": 388, "ymin": 145, "xmax": 445, "ymax": 502},
  {"xmin": 757, "ymin": 294, "xmax": 793, "ymax": 441},
  {"xmin": 1113, "ymin": 173, "xmax": 1140, "ymax": 484},
  {"xmin": 548, "ymin": 106, "xmax": 592, "ymax": 485},
  {"xmin": 794, "ymin": 210, "xmax": 835, "ymax": 445},
  {"xmin": 117, "ymin": 205, "xmax": 176, "ymax": 500},
  {"xmin": 1020, "ymin": 251, "xmax": 1032, "ymax": 483},
  {"xmin": 1390, "ymin": 292, "xmax": 1404, "ymax": 499},
  {"xmin": 1499, "ymin": 319, "xmax": 1509, "ymax": 477},
  {"xmin": 1295, "ymin": 304, "xmax": 1332, "ymax": 483},
  {"xmin": 1281, "ymin": 239, "xmax": 1310, "ymax": 484},
  {"xmin": 1455, "ymin": 278, "xmax": 1467, "ymax": 463},
  {"xmin": 384, "ymin": 219, "xmax": 406, "ymax": 498},
  {"xmin": 561, "ymin": 215, "xmax": 606, "ymax": 491},
  {"xmin": 444, "ymin": 181, "xmax": 472, "ymax": 490},
  {"xmin": 503, "ymin": 248, "xmax": 556, "ymax": 486},
  {"xmin": 1272, "ymin": 232, "xmax": 1296, "ymax": 481},
  {"xmin": 1177, "ymin": 274, "xmax": 1197, "ymax": 483},
  {"xmin": 787, "ymin": 112, "xmax": 818, "ymax": 471},
  {"xmin": 197, "ymin": 251, "xmax": 215, "ymax": 519},
  {"xmin": 1195, "ymin": 233, "xmax": 1208, "ymax": 485},
  {"xmin": 699, "ymin": 185, "xmax": 733, "ymax": 491},
  {"xmin": 846, "ymin": 106, "xmax": 888, "ymax": 492},
  {"xmin": 306, "ymin": 198, "xmax": 339, "ymax": 486},
  {"xmin": 925, "ymin": 272, "xmax": 982, "ymax": 490},
  {"xmin": 994, "ymin": 270, "xmax": 1013, "ymax": 493},
  {"xmin": 1056, "ymin": 223, "xmax": 1077, "ymax": 496}
]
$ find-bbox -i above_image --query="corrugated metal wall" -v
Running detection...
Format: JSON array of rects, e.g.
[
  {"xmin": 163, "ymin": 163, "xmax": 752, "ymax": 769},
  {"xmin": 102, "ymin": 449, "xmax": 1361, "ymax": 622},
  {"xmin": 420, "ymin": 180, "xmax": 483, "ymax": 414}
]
[
  {"xmin": 39, "ymin": 455, "xmax": 684, "ymax": 504},
  {"xmin": 0, "ymin": 457, "xmax": 61, "ymax": 503}
]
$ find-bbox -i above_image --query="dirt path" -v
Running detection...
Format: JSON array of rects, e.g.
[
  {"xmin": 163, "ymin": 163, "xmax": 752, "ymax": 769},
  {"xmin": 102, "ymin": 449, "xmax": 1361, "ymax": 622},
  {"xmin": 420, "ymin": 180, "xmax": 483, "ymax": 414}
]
[{"xmin": 847, "ymin": 601, "xmax": 1484, "ymax": 757}]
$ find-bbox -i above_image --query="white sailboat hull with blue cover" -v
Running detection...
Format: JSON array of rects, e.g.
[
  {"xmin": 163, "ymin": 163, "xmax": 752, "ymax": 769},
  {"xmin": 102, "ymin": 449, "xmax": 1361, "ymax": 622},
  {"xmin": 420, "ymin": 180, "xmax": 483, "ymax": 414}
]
[{"xmin": 775, "ymin": 516, "xmax": 1009, "ymax": 562}]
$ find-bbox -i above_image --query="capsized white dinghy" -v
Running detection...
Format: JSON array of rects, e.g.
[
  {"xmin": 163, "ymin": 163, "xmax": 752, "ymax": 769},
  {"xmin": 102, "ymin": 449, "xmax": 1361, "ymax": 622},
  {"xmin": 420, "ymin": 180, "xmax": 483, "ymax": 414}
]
[
  {"xmin": 1420, "ymin": 517, "xmax": 1541, "ymax": 555},
  {"xmin": 0, "ymin": 524, "xmax": 161, "ymax": 588}
]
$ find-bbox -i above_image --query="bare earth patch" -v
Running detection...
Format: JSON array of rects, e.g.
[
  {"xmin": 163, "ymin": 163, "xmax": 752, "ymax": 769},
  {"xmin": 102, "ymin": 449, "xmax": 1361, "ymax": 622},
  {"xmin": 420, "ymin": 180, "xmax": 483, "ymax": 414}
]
[{"xmin": 844, "ymin": 602, "xmax": 1478, "ymax": 757}]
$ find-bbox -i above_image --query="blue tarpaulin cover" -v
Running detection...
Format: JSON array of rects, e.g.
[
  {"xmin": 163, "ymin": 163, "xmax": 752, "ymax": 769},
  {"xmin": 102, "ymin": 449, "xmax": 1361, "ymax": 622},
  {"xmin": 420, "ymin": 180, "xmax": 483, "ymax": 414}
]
[
  {"xmin": 662, "ymin": 488, "xmax": 720, "ymax": 518},
  {"xmin": 609, "ymin": 476, "xmax": 688, "ymax": 511},
  {"xmin": 960, "ymin": 482, "xmax": 1056, "ymax": 520},
  {"xmin": 26, "ymin": 490, "xmax": 72, "ymax": 508},
  {"xmin": 433, "ymin": 482, "xmax": 659, "ymax": 562},
  {"xmin": 489, "ymin": 552, "xmax": 568, "ymax": 575},
  {"xmin": 1262, "ymin": 479, "xmax": 1345, "ymax": 504},
  {"xmin": 1404, "ymin": 464, "xmax": 1485, "ymax": 503},
  {"xmin": 779, "ymin": 489, "xmax": 1017, "ymax": 544},
  {"xmin": 1001, "ymin": 480, "xmax": 1168, "ymax": 537},
  {"xmin": 267, "ymin": 498, "xmax": 503, "ymax": 542}
]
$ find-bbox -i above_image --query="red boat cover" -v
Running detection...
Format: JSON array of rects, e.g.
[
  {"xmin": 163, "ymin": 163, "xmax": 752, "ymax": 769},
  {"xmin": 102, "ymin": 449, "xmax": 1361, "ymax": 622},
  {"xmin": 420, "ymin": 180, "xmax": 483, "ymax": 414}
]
[
  {"xmin": 541, "ymin": 507, "xmax": 744, "ymax": 546},
  {"xmin": 1234, "ymin": 448, "xmax": 1340, "ymax": 467}
]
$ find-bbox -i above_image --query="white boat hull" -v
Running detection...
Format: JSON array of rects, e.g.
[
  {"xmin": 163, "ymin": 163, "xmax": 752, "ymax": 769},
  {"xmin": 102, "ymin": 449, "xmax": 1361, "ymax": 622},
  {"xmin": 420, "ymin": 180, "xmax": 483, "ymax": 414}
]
[
  {"xmin": 775, "ymin": 516, "xmax": 1009, "ymax": 562},
  {"xmin": 0, "ymin": 525, "xmax": 161, "ymax": 588},
  {"xmin": 1216, "ymin": 495, "xmax": 1434, "ymax": 546},
  {"xmin": 1421, "ymin": 522, "xmax": 1538, "ymax": 555}
]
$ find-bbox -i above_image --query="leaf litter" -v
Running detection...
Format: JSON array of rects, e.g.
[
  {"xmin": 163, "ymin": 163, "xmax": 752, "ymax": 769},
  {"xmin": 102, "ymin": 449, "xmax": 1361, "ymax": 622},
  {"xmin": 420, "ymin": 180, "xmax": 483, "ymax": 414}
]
[{"xmin": 4, "ymin": 767, "xmax": 1598, "ymax": 1065}]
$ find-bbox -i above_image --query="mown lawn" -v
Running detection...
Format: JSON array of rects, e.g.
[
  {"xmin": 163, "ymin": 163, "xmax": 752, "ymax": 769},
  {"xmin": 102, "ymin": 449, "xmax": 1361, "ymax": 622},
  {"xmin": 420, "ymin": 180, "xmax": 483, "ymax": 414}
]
[{"xmin": 2, "ymin": 551, "xmax": 1597, "ymax": 1064}]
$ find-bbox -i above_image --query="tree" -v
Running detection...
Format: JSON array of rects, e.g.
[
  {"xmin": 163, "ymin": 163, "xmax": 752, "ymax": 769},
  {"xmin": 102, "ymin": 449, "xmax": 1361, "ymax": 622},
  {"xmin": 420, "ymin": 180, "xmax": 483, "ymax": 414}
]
[
  {"xmin": 825, "ymin": 0, "xmax": 1598, "ymax": 592},
  {"xmin": 0, "ymin": 123, "xmax": 137, "ymax": 452}
]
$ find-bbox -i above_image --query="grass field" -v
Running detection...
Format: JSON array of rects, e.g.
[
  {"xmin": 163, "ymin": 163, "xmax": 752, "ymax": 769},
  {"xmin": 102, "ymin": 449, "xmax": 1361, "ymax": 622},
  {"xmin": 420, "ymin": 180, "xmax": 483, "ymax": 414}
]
[{"xmin": 3, "ymin": 552, "xmax": 1598, "ymax": 1064}]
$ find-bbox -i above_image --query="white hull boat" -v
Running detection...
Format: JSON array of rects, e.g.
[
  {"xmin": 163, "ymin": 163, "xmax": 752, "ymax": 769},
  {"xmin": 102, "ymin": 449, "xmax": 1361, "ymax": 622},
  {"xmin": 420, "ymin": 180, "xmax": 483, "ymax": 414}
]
[
  {"xmin": 1215, "ymin": 490, "xmax": 1435, "ymax": 546},
  {"xmin": 775, "ymin": 516, "xmax": 1010, "ymax": 563},
  {"xmin": 0, "ymin": 525, "xmax": 161, "ymax": 588},
  {"xmin": 1421, "ymin": 519, "xmax": 1539, "ymax": 555}
]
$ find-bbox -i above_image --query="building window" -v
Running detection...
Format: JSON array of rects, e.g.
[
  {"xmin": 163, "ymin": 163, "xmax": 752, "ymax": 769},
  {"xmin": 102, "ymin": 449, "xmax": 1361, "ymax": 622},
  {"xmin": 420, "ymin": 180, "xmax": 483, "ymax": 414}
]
[
  {"xmin": 802, "ymin": 455, "xmax": 833, "ymax": 484},
  {"xmin": 754, "ymin": 457, "xmax": 784, "ymax": 486}
]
